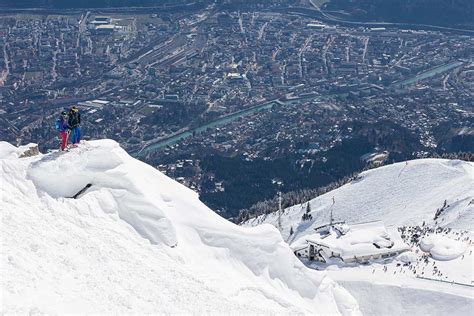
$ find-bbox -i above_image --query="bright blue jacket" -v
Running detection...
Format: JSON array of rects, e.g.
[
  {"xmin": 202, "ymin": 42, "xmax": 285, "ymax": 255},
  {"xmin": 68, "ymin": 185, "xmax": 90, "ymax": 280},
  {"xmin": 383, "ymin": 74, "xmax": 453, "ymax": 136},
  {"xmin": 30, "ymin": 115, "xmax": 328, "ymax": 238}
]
[{"xmin": 56, "ymin": 117, "xmax": 69, "ymax": 132}]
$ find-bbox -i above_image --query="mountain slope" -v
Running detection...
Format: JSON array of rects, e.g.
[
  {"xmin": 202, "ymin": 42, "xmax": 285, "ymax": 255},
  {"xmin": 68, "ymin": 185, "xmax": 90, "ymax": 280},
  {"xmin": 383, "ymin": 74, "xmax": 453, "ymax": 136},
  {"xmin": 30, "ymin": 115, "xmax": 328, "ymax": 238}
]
[
  {"xmin": 244, "ymin": 158, "xmax": 474, "ymax": 315},
  {"xmin": 245, "ymin": 159, "xmax": 474, "ymax": 243},
  {"xmin": 0, "ymin": 140, "xmax": 359, "ymax": 314}
]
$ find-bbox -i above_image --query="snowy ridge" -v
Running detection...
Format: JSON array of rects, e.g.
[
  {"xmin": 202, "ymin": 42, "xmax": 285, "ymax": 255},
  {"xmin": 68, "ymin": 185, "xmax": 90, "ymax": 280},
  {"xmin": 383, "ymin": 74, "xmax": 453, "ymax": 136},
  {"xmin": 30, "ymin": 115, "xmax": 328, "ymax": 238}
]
[{"xmin": 0, "ymin": 140, "xmax": 360, "ymax": 314}]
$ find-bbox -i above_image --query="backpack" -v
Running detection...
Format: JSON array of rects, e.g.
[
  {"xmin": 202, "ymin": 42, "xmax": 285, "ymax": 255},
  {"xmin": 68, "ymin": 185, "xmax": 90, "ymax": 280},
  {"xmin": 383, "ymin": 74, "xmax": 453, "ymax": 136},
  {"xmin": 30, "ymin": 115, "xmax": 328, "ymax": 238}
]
[
  {"xmin": 69, "ymin": 111, "xmax": 80, "ymax": 127},
  {"xmin": 54, "ymin": 118, "xmax": 64, "ymax": 132}
]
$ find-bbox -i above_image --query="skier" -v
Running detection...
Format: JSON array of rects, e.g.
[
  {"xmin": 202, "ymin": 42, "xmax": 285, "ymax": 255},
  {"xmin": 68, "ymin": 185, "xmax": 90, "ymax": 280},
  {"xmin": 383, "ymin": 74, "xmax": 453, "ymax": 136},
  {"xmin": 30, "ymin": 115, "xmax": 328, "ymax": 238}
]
[
  {"xmin": 68, "ymin": 105, "xmax": 81, "ymax": 146},
  {"xmin": 55, "ymin": 111, "xmax": 70, "ymax": 151}
]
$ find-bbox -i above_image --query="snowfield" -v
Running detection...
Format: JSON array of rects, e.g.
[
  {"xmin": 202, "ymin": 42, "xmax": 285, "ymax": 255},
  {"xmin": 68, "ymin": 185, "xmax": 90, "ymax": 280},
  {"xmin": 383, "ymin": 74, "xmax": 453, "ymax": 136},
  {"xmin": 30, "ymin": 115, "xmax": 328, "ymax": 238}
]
[
  {"xmin": 245, "ymin": 158, "xmax": 474, "ymax": 315},
  {"xmin": 245, "ymin": 158, "xmax": 473, "ymax": 243},
  {"xmin": 0, "ymin": 140, "xmax": 360, "ymax": 314}
]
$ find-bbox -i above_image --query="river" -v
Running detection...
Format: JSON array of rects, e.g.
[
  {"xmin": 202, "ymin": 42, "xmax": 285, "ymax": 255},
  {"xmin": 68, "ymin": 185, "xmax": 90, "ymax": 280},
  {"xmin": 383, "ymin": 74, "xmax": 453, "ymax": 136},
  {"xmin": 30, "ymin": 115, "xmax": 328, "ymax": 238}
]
[
  {"xmin": 132, "ymin": 95, "xmax": 321, "ymax": 158},
  {"xmin": 395, "ymin": 61, "xmax": 464, "ymax": 87},
  {"xmin": 133, "ymin": 100, "xmax": 280, "ymax": 157}
]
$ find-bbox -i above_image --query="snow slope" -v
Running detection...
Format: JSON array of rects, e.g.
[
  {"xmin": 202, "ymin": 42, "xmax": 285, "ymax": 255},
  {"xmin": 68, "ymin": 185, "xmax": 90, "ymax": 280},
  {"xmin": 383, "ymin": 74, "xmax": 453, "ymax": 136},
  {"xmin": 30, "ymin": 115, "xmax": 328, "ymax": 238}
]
[
  {"xmin": 0, "ymin": 140, "xmax": 360, "ymax": 314},
  {"xmin": 324, "ymin": 251, "xmax": 474, "ymax": 316},
  {"xmin": 334, "ymin": 279, "xmax": 473, "ymax": 316},
  {"xmin": 244, "ymin": 159, "xmax": 474, "ymax": 315},
  {"xmin": 245, "ymin": 159, "xmax": 474, "ymax": 243}
]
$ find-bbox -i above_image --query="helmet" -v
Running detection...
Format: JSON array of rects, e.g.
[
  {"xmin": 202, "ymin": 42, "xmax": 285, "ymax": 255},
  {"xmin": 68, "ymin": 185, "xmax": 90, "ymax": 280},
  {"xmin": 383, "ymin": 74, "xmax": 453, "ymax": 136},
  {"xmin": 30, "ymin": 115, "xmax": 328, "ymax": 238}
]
[
  {"xmin": 61, "ymin": 111, "xmax": 67, "ymax": 116},
  {"xmin": 72, "ymin": 105, "xmax": 78, "ymax": 112}
]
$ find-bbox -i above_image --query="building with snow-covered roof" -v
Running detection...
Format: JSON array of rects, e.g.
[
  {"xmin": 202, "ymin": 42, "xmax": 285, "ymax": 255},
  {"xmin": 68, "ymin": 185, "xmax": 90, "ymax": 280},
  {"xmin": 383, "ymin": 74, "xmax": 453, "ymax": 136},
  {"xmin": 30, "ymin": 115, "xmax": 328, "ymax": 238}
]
[
  {"xmin": 307, "ymin": 23, "xmax": 326, "ymax": 29},
  {"xmin": 77, "ymin": 99, "xmax": 111, "ymax": 109},
  {"xmin": 93, "ymin": 16, "xmax": 111, "ymax": 23},
  {"xmin": 95, "ymin": 24, "xmax": 118, "ymax": 33},
  {"xmin": 293, "ymin": 221, "xmax": 409, "ymax": 263},
  {"xmin": 89, "ymin": 20, "xmax": 109, "ymax": 25}
]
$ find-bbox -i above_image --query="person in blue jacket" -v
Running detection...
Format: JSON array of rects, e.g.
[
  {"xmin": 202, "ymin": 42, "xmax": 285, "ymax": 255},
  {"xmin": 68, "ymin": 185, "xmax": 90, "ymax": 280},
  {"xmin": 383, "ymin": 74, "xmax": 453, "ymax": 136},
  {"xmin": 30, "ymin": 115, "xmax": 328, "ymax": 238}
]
[
  {"xmin": 56, "ymin": 111, "xmax": 70, "ymax": 151},
  {"xmin": 68, "ymin": 105, "xmax": 81, "ymax": 146}
]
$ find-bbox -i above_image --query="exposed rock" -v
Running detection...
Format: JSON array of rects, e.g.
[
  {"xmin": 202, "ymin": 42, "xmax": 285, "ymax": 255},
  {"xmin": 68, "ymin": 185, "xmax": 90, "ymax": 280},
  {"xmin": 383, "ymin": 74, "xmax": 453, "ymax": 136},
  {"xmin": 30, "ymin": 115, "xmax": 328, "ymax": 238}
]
[{"xmin": 19, "ymin": 145, "xmax": 40, "ymax": 158}]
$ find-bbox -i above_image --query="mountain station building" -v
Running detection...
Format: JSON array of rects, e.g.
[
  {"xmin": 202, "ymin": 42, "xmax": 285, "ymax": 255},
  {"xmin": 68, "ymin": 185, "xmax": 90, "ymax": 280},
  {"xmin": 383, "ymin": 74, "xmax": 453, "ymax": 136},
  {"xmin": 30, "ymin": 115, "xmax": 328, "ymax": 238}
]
[{"xmin": 292, "ymin": 221, "xmax": 409, "ymax": 264}]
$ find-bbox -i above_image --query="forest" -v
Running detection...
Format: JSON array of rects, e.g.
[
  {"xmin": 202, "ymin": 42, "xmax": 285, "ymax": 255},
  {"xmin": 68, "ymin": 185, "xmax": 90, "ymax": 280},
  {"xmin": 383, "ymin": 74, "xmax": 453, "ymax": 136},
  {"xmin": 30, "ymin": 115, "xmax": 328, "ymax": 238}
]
[{"xmin": 200, "ymin": 121, "xmax": 423, "ymax": 219}]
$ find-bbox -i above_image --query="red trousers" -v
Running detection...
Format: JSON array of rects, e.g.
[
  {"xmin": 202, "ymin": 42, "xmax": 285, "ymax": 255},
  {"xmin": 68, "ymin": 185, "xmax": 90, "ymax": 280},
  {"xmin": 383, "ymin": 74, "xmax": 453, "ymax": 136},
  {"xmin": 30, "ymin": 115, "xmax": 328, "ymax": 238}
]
[{"xmin": 59, "ymin": 131, "xmax": 68, "ymax": 151}]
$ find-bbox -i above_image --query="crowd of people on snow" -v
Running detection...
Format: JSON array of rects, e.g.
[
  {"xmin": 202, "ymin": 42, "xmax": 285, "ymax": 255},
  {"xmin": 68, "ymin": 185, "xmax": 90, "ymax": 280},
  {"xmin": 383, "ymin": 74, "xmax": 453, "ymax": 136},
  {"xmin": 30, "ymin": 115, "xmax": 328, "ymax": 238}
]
[
  {"xmin": 55, "ymin": 105, "xmax": 82, "ymax": 151},
  {"xmin": 370, "ymin": 225, "xmax": 473, "ymax": 283},
  {"xmin": 398, "ymin": 224, "xmax": 472, "ymax": 247},
  {"xmin": 373, "ymin": 247, "xmax": 469, "ymax": 284}
]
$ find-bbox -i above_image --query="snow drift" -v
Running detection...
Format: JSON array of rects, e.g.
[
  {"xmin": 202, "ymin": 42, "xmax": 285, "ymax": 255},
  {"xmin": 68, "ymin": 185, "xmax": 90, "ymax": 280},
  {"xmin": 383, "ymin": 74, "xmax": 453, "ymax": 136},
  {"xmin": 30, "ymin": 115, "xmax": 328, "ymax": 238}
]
[
  {"xmin": 420, "ymin": 235, "xmax": 466, "ymax": 261},
  {"xmin": 27, "ymin": 141, "xmax": 178, "ymax": 247},
  {"xmin": 0, "ymin": 140, "xmax": 360, "ymax": 314},
  {"xmin": 396, "ymin": 251, "xmax": 418, "ymax": 264}
]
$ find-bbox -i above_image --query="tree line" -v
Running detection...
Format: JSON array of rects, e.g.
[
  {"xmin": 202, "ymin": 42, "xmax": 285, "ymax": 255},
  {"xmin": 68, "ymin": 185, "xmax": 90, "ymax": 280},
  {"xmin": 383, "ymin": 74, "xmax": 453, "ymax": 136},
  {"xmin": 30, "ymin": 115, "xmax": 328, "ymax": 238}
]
[{"xmin": 237, "ymin": 152, "xmax": 473, "ymax": 224}]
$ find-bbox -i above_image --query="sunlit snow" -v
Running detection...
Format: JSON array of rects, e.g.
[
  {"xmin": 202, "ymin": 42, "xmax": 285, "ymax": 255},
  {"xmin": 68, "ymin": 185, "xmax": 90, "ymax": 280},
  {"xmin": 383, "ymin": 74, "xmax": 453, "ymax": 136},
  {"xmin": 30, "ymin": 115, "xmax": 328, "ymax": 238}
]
[
  {"xmin": 0, "ymin": 140, "xmax": 360, "ymax": 314},
  {"xmin": 245, "ymin": 158, "xmax": 474, "ymax": 315}
]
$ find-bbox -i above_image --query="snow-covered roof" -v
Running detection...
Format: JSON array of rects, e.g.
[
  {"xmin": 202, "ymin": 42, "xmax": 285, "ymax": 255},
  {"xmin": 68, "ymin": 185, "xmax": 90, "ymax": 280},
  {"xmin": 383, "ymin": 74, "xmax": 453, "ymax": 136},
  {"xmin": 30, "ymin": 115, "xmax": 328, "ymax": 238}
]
[
  {"xmin": 96, "ymin": 24, "xmax": 116, "ymax": 30},
  {"xmin": 306, "ymin": 221, "xmax": 409, "ymax": 260}
]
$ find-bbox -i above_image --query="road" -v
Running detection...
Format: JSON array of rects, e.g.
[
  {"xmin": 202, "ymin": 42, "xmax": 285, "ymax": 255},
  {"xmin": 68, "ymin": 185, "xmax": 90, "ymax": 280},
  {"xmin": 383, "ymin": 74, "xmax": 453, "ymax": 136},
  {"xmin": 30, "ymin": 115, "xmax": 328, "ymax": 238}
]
[
  {"xmin": 270, "ymin": 6, "xmax": 474, "ymax": 36},
  {"xmin": 299, "ymin": 35, "xmax": 313, "ymax": 78},
  {"xmin": 361, "ymin": 37, "xmax": 369, "ymax": 63},
  {"xmin": 322, "ymin": 35, "xmax": 335, "ymax": 75},
  {"xmin": 0, "ymin": 43, "xmax": 10, "ymax": 86}
]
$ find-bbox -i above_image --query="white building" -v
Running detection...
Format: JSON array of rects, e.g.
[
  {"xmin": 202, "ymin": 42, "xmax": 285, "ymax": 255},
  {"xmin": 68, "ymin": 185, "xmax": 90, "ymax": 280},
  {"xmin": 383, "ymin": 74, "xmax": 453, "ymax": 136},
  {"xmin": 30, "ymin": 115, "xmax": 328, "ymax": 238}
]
[
  {"xmin": 293, "ymin": 221, "xmax": 409, "ymax": 264},
  {"xmin": 77, "ymin": 99, "xmax": 110, "ymax": 109}
]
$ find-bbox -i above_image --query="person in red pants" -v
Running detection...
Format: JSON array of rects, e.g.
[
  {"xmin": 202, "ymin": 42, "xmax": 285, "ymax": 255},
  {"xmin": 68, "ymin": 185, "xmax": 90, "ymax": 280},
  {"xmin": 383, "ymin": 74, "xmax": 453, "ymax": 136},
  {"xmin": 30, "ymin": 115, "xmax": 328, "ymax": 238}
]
[{"xmin": 55, "ymin": 111, "xmax": 70, "ymax": 151}]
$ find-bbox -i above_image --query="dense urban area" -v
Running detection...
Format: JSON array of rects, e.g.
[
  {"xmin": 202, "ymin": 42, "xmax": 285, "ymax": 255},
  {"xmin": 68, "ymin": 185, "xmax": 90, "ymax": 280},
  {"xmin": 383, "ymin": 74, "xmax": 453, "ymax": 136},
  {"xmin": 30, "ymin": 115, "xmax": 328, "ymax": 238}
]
[{"xmin": 1, "ymin": 0, "xmax": 473, "ymax": 219}]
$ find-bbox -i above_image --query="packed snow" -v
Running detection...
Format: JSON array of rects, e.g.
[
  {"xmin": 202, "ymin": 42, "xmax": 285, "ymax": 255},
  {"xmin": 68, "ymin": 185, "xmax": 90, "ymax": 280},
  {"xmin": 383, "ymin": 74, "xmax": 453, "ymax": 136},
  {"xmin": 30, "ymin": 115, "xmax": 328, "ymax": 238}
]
[
  {"xmin": 0, "ymin": 140, "xmax": 360, "ymax": 314},
  {"xmin": 0, "ymin": 142, "xmax": 37, "ymax": 159},
  {"xmin": 420, "ymin": 235, "xmax": 467, "ymax": 261},
  {"xmin": 334, "ymin": 279, "xmax": 473, "ymax": 316},
  {"xmin": 244, "ymin": 158, "xmax": 474, "ymax": 315},
  {"xmin": 246, "ymin": 159, "xmax": 474, "ymax": 241},
  {"xmin": 396, "ymin": 251, "xmax": 418, "ymax": 264}
]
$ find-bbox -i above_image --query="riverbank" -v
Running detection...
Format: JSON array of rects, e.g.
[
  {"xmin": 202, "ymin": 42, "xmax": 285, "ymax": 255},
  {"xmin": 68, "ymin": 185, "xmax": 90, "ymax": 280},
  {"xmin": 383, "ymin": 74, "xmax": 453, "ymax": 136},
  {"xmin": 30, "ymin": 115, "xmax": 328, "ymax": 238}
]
[
  {"xmin": 394, "ymin": 61, "xmax": 464, "ymax": 87},
  {"xmin": 133, "ymin": 99, "xmax": 281, "ymax": 157},
  {"xmin": 277, "ymin": 7, "xmax": 474, "ymax": 36},
  {"xmin": 132, "ymin": 94, "xmax": 326, "ymax": 158}
]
